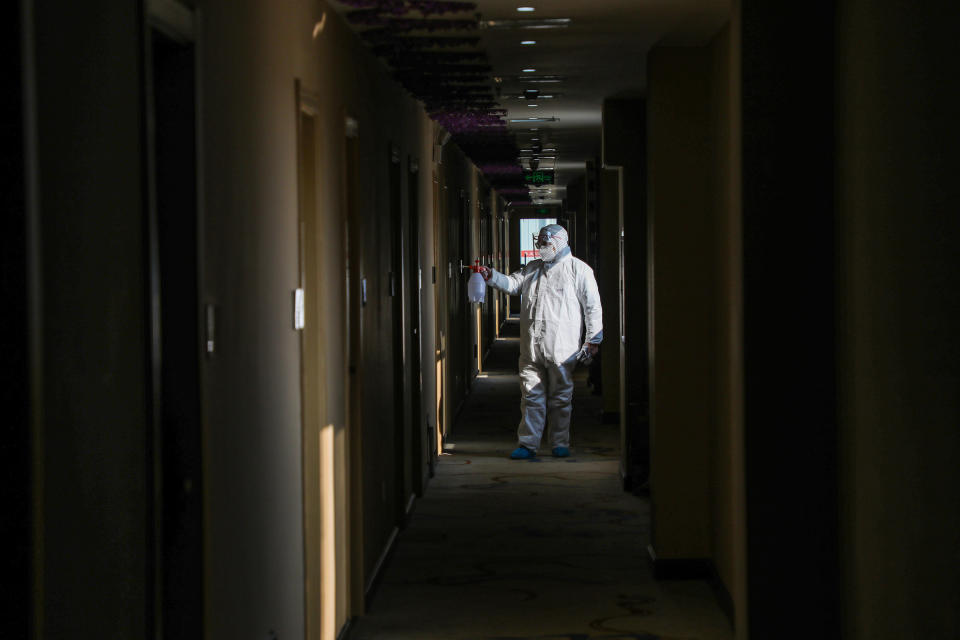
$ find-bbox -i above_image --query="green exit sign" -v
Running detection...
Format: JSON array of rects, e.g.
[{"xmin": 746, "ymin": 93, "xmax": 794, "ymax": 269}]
[
  {"xmin": 523, "ymin": 170, "xmax": 554, "ymax": 185},
  {"xmin": 537, "ymin": 207, "xmax": 550, "ymax": 214}
]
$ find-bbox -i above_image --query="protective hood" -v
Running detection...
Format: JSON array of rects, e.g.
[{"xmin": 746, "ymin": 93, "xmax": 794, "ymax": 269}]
[{"xmin": 538, "ymin": 224, "xmax": 569, "ymax": 263}]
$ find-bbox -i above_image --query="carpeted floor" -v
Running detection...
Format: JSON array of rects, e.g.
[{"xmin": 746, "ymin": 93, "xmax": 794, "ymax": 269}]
[{"xmin": 349, "ymin": 319, "xmax": 733, "ymax": 640}]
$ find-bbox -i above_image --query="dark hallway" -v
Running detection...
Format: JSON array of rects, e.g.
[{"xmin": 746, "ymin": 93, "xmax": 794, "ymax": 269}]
[
  {"xmin": 351, "ymin": 320, "xmax": 731, "ymax": 639},
  {"xmin": 7, "ymin": 1, "xmax": 960, "ymax": 639}
]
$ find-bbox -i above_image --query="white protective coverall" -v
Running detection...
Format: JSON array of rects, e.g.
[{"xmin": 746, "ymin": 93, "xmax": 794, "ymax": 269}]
[{"xmin": 486, "ymin": 240, "xmax": 603, "ymax": 452}]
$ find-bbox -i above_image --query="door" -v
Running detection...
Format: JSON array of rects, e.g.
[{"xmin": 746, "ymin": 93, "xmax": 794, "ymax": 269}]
[
  {"xmin": 343, "ymin": 117, "xmax": 366, "ymax": 615},
  {"xmin": 388, "ymin": 145, "xmax": 411, "ymax": 521},
  {"xmin": 432, "ymin": 166, "xmax": 445, "ymax": 460},
  {"xmin": 446, "ymin": 189, "xmax": 461, "ymax": 406},
  {"xmin": 451, "ymin": 190, "xmax": 469, "ymax": 400},
  {"xmin": 407, "ymin": 159, "xmax": 426, "ymax": 494},
  {"xmin": 296, "ymin": 83, "xmax": 325, "ymax": 640}
]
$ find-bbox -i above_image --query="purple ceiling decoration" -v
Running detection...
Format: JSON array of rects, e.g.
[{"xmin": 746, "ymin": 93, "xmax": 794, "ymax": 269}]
[
  {"xmin": 340, "ymin": 1, "xmax": 410, "ymax": 15},
  {"xmin": 380, "ymin": 50, "xmax": 488, "ymax": 64},
  {"xmin": 478, "ymin": 163, "xmax": 524, "ymax": 176},
  {"xmin": 424, "ymin": 99, "xmax": 498, "ymax": 109},
  {"xmin": 337, "ymin": 0, "xmax": 400, "ymax": 6},
  {"xmin": 391, "ymin": 62, "xmax": 492, "ymax": 74},
  {"xmin": 346, "ymin": 12, "xmax": 478, "ymax": 31},
  {"xmin": 422, "ymin": 92, "xmax": 495, "ymax": 100},
  {"xmin": 431, "ymin": 110, "xmax": 507, "ymax": 133},
  {"xmin": 393, "ymin": 70, "xmax": 488, "ymax": 80},
  {"xmin": 337, "ymin": 0, "xmax": 400, "ymax": 8},
  {"xmin": 365, "ymin": 33, "xmax": 481, "ymax": 48},
  {"xmin": 336, "ymin": 0, "xmax": 530, "ymax": 202},
  {"xmin": 388, "ymin": 71, "xmax": 491, "ymax": 90},
  {"xmin": 338, "ymin": 0, "xmax": 476, "ymax": 15},
  {"xmin": 407, "ymin": 0, "xmax": 477, "ymax": 14},
  {"xmin": 403, "ymin": 84, "xmax": 492, "ymax": 95}
]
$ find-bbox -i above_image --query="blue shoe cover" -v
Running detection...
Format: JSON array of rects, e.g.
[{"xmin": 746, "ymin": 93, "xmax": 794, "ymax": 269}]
[
  {"xmin": 552, "ymin": 446, "xmax": 570, "ymax": 458},
  {"xmin": 510, "ymin": 446, "xmax": 535, "ymax": 460}
]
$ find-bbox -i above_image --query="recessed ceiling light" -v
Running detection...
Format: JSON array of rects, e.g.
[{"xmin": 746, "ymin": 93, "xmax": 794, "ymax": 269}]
[
  {"xmin": 523, "ymin": 68, "xmax": 536, "ymax": 73},
  {"xmin": 531, "ymin": 138, "xmax": 539, "ymax": 141},
  {"xmin": 521, "ymin": 40, "xmax": 536, "ymax": 45},
  {"xmin": 527, "ymin": 104, "xmax": 538, "ymax": 107},
  {"xmin": 517, "ymin": 6, "xmax": 535, "ymax": 12}
]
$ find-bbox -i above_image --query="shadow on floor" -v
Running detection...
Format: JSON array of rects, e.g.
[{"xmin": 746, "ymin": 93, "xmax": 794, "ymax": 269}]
[{"xmin": 350, "ymin": 320, "xmax": 732, "ymax": 640}]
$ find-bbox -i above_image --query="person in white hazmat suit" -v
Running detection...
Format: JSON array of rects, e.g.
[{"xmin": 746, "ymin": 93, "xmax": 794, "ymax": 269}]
[{"xmin": 479, "ymin": 224, "xmax": 603, "ymax": 459}]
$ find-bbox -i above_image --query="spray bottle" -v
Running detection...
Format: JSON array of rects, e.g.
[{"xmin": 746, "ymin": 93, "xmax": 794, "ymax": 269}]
[{"xmin": 467, "ymin": 259, "xmax": 486, "ymax": 303}]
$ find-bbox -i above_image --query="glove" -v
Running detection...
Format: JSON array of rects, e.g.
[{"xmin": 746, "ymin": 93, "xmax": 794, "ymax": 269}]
[{"xmin": 576, "ymin": 343, "xmax": 599, "ymax": 366}]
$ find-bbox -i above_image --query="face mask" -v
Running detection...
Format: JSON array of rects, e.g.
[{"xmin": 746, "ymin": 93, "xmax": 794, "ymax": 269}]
[{"xmin": 539, "ymin": 242, "xmax": 558, "ymax": 262}]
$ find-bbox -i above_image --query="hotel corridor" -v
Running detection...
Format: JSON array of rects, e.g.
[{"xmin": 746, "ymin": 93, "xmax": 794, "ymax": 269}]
[
  {"xmin": 350, "ymin": 320, "xmax": 731, "ymax": 640},
  {"xmin": 9, "ymin": 1, "xmax": 960, "ymax": 638}
]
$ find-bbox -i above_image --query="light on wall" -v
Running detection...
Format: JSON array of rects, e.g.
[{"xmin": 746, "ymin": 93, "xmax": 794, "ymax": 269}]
[{"xmin": 312, "ymin": 12, "xmax": 326, "ymax": 38}]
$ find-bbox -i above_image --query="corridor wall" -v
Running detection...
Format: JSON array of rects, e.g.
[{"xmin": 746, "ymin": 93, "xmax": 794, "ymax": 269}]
[
  {"xmin": 835, "ymin": 1, "xmax": 960, "ymax": 636},
  {"xmin": 740, "ymin": 1, "xmax": 840, "ymax": 636},
  {"xmin": 641, "ymin": 20, "xmax": 746, "ymax": 634},
  {"xmin": 18, "ymin": 3, "xmax": 478, "ymax": 632},
  {"xmin": 596, "ymin": 168, "xmax": 622, "ymax": 422},
  {"xmin": 741, "ymin": 2, "xmax": 960, "ymax": 636},
  {"xmin": 705, "ymin": 20, "xmax": 747, "ymax": 637},
  {"xmin": 478, "ymin": 187, "xmax": 501, "ymax": 364},
  {"xmin": 197, "ymin": 0, "xmax": 472, "ymax": 637},
  {"xmin": 5, "ymin": 2, "xmax": 31, "ymax": 636},
  {"xmin": 434, "ymin": 142, "xmax": 482, "ymax": 444},
  {"xmin": 27, "ymin": 2, "xmax": 150, "ymax": 636},
  {"xmin": 565, "ymin": 175, "xmax": 586, "ymax": 260},
  {"xmin": 602, "ymin": 99, "xmax": 649, "ymax": 491},
  {"xmin": 645, "ymin": 45, "xmax": 716, "ymax": 565}
]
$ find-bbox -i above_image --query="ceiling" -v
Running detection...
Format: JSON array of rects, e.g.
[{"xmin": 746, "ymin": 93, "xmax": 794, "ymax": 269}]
[{"xmin": 330, "ymin": 0, "xmax": 730, "ymax": 204}]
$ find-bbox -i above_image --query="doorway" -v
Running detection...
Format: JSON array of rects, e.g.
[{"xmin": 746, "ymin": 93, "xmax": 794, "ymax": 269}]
[
  {"xmin": 296, "ymin": 83, "xmax": 327, "ymax": 640},
  {"xmin": 407, "ymin": 159, "xmax": 426, "ymax": 494},
  {"xmin": 388, "ymin": 145, "xmax": 412, "ymax": 523},
  {"xmin": 519, "ymin": 216, "xmax": 557, "ymax": 266},
  {"xmin": 343, "ymin": 117, "xmax": 366, "ymax": 615},
  {"xmin": 432, "ymin": 167, "xmax": 445, "ymax": 460},
  {"xmin": 147, "ymin": 23, "xmax": 202, "ymax": 640}
]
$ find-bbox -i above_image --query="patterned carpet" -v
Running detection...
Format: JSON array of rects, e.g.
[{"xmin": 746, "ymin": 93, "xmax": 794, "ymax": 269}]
[{"xmin": 349, "ymin": 320, "xmax": 732, "ymax": 640}]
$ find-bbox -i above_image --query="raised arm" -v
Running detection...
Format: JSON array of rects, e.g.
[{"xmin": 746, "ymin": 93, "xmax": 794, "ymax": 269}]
[{"xmin": 480, "ymin": 265, "xmax": 526, "ymax": 296}]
